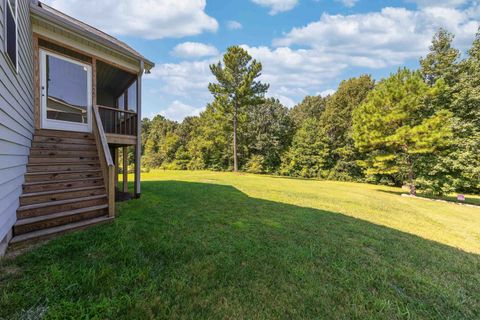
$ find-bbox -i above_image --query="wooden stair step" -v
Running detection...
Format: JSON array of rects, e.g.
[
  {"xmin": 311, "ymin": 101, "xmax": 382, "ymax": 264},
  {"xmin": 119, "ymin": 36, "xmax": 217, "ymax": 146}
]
[
  {"xmin": 27, "ymin": 163, "xmax": 100, "ymax": 173},
  {"xmin": 17, "ymin": 194, "xmax": 108, "ymax": 219},
  {"xmin": 29, "ymin": 149, "xmax": 99, "ymax": 157},
  {"xmin": 29, "ymin": 157, "xmax": 99, "ymax": 164},
  {"xmin": 14, "ymin": 205, "xmax": 109, "ymax": 235},
  {"xmin": 34, "ymin": 136, "xmax": 96, "ymax": 145},
  {"xmin": 34, "ymin": 129, "xmax": 94, "ymax": 140},
  {"xmin": 30, "ymin": 142, "xmax": 97, "ymax": 151},
  {"xmin": 20, "ymin": 186, "xmax": 106, "ymax": 205},
  {"xmin": 23, "ymin": 177, "xmax": 104, "ymax": 193},
  {"xmin": 25, "ymin": 170, "xmax": 102, "ymax": 182},
  {"xmin": 10, "ymin": 216, "xmax": 113, "ymax": 247}
]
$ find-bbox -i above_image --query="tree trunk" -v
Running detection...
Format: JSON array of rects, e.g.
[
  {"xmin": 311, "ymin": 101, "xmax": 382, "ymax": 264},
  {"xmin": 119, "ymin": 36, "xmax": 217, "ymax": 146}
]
[
  {"xmin": 406, "ymin": 155, "xmax": 416, "ymax": 196},
  {"xmin": 233, "ymin": 104, "xmax": 238, "ymax": 172}
]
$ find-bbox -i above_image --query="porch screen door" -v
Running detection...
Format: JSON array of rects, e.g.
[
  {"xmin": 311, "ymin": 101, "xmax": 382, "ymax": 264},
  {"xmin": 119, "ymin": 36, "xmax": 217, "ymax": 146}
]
[{"xmin": 40, "ymin": 49, "xmax": 92, "ymax": 132}]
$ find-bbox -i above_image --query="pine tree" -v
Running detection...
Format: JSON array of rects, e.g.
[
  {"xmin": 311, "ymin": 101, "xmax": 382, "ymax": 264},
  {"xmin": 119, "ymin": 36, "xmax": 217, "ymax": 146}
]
[
  {"xmin": 353, "ymin": 69, "xmax": 453, "ymax": 195},
  {"xmin": 209, "ymin": 46, "xmax": 269, "ymax": 172},
  {"xmin": 420, "ymin": 28, "xmax": 460, "ymax": 86}
]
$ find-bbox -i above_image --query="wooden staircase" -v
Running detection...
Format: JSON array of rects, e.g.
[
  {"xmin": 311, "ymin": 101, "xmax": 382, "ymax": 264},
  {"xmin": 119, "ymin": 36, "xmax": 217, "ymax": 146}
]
[{"xmin": 10, "ymin": 129, "xmax": 113, "ymax": 247}]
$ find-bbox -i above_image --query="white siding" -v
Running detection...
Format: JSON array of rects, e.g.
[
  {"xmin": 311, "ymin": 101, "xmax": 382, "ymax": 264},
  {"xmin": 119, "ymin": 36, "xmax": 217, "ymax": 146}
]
[{"xmin": 0, "ymin": 0, "xmax": 34, "ymax": 243}]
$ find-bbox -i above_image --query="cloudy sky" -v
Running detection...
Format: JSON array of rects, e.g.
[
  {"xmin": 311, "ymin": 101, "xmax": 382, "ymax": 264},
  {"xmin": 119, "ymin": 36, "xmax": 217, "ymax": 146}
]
[{"xmin": 43, "ymin": 0, "xmax": 480, "ymax": 121}]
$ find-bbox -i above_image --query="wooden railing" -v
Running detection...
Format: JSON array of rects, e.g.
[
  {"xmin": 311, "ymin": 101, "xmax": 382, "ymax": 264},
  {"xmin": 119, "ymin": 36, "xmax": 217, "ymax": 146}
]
[
  {"xmin": 93, "ymin": 105, "xmax": 115, "ymax": 217},
  {"xmin": 97, "ymin": 105, "xmax": 137, "ymax": 136}
]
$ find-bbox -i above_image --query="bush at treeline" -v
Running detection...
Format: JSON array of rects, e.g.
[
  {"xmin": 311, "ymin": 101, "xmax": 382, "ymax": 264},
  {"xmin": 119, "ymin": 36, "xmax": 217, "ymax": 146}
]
[{"xmin": 142, "ymin": 28, "xmax": 480, "ymax": 196}]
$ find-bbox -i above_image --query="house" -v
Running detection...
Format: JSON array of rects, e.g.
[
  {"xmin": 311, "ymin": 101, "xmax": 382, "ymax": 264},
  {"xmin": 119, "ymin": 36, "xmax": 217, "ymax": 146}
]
[{"xmin": 0, "ymin": 0, "xmax": 154, "ymax": 256}]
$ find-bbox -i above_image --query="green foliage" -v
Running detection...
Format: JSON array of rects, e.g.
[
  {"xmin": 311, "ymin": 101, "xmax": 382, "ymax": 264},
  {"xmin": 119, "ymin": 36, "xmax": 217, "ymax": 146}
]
[
  {"xmin": 416, "ymin": 28, "xmax": 480, "ymax": 194},
  {"xmin": 353, "ymin": 68, "xmax": 453, "ymax": 194},
  {"xmin": 245, "ymin": 155, "xmax": 266, "ymax": 174},
  {"xmin": 280, "ymin": 118, "xmax": 330, "ymax": 178},
  {"xmin": 319, "ymin": 75, "xmax": 374, "ymax": 180},
  {"xmin": 420, "ymin": 28, "xmax": 460, "ymax": 86},
  {"xmin": 142, "ymin": 115, "xmax": 179, "ymax": 168},
  {"xmin": 245, "ymin": 98, "xmax": 294, "ymax": 172},
  {"xmin": 290, "ymin": 95, "xmax": 327, "ymax": 127}
]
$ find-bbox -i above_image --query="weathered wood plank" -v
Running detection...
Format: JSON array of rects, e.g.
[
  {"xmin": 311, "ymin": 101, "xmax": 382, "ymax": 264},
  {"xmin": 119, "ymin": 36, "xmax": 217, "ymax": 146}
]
[
  {"xmin": 20, "ymin": 186, "xmax": 105, "ymax": 206},
  {"xmin": 33, "ymin": 135, "xmax": 96, "ymax": 145},
  {"xmin": 23, "ymin": 177, "xmax": 104, "ymax": 193},
  {"xmin": 14, "ymin": 206, "xmax": 108, "ymax": 235},
  {"xmin": 27, "ymin": 163, "xmax": 101, "ymax": 173},
  {"xmin": 29, "ymin": 149, "xmax": 99, "ymax": 157},
  {"xmin": 17, "ymin": 195, "xmax": 108, "ymax": 219},
  {"xmin": 24, "ymin": 170, "xmax": 102, "ymax": 183},
  {"xmin": 28, "ymin": 157, "xmax": 99, "ymax": 164}
]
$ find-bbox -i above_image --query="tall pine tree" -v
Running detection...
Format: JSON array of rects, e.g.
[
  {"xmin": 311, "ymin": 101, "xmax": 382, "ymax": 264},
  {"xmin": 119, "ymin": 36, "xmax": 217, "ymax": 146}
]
[{"xmin": 209, "ymin": 46, "xmax": 269, "ymax": 172}]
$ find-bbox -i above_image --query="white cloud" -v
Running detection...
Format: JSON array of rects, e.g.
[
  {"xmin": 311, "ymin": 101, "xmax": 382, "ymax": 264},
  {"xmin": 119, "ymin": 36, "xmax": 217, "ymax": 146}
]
[
  {"xmin": 337, "ymin": 0, "xmax": 359, "ymax": 8},
  {"xmin": 251, "ymin": 0, "xmax": 299, "ymax": 15},
  {"xmin": 407, "ymin": 0, "xmax": 470, "ymax": 8},
  {"xmin": 227, "ymin": 20, "xmax": 243, "ymax": 30},
  {"xmin": 274, "ymin": 6, "xmax": 480, "ymax": 68},
  {"xmin": 270, "ymin": 93, "xmax": 296, "ymax": 108},
  {"xmin": 43, "ymin": 0, "xmax": 218, "ymax": 39},
  {"xmin": 240, "ymin": 45, "xmax": 347, "ymax": 106},
  {"xmin": 146, "ymin": 58, "xmax": 217, "ymax": 101},
  {"xmin": 157, "ymin": 100, "xmax": 203, "ymax": 121},
  {"xmin": 319, "ymin": 89, "xmax": 336, "ymax": 97},
  {"xmin": 171, "ymin": 42, "xmax": 219, "ymax": 58}
]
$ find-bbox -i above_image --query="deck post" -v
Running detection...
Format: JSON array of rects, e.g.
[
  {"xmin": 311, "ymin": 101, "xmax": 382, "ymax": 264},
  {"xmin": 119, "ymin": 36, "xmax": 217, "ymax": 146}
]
[
  {"xmin": 134, "ymin": 61, "xmax": 143, "ymax": 198},
  {"xmin": 123, "ymin": 147, "xmax": 128, "ymax": 192},
  {"xmin": 114, "ymin": 147, "xmax": 119, "ymax": 189}
]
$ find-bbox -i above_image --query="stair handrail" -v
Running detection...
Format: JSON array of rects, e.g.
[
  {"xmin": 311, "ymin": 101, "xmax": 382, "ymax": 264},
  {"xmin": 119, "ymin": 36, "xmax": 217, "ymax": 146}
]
[{"xmin": 93, "ymin": 105, "xmax": 115, "ymax": 217}]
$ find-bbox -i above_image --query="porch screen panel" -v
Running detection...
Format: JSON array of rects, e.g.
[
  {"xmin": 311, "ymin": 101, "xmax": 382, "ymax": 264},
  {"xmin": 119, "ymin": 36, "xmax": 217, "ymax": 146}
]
[
  {"xmin": 127, "ymin": 80, "xmax": 137, "ymax": 112},
  {"xmin": 46, "ymin": 55, "xmax": 88, "ymax": 123}
]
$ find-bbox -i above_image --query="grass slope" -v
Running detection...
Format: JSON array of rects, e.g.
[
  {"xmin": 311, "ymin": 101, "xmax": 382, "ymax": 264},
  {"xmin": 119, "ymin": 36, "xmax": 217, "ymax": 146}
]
[{"xmin": 1, "ymin": 170, "xmax": 479, "ymax": 319}]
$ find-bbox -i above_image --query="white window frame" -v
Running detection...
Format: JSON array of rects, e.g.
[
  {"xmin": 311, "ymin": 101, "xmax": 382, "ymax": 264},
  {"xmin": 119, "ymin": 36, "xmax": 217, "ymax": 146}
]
[
  {"xmin": 40, "ymin": 49, "xmax": 93, "ymax": 133},
  {"xmin": 4, "ymin": 0, "xmax": 18, "ymax": 72}
]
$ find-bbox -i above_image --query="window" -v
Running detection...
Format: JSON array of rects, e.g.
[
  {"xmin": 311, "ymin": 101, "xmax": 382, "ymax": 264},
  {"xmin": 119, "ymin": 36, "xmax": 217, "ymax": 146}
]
[
  {"xmin": 117, "ymin": 93, "xmax": 125, "ymax": 109},
  {"xmin": 45, "ymin": 53, "xmax": 89, "ymax": 124},
  {"xmin": 126, "ymin": 80, "xmax": 137, "ymax": 112},
  {"xmin": 5, "ymin": 0, "xmax": 17, "ymax": 71}
]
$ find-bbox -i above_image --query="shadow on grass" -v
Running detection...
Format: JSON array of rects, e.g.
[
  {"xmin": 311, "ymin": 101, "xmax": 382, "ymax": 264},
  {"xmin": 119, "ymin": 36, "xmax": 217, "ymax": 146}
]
[{"xmin": 1, "ymin": 181, "xmax": 479, "ymax": 319}]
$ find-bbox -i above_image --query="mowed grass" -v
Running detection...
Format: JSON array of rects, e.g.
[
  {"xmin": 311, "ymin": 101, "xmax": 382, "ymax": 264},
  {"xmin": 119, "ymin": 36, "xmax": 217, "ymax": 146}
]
[{"xmin": 1, "ymin": 170, "xmax": 479, "ymax": 319}]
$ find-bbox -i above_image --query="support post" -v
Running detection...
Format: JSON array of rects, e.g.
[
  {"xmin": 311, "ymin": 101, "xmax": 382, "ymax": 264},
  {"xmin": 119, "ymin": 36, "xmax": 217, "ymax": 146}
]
[
  {"xmin": 134, "ymin": 61, "xmax": 143, "ymax": 198},
  {"xmin": 114, "ymin": 147, "xmax": 119, "ymax": 190},
  {"xmin": 123, "ymin": 146, "xmax": 128, "ymax": 193}
]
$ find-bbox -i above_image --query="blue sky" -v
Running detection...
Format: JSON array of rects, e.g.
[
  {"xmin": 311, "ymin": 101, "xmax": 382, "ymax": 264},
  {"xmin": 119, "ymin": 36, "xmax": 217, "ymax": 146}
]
[{"xmin": 44, "ymin": 0, "xmax": 480, "ymax": 121}]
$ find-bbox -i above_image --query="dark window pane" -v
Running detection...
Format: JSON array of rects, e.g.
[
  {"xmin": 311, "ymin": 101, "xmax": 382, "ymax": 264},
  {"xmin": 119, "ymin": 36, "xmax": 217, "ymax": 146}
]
[
  {"xmin": 127, "ymin": 80, "xmax": 137, "ymax": 112},
  {"xmin": 117, "ymin": 93, "xmax": 125, "ymax": 109},
  {"xmin": 6, "ymin": 1, "xmax": 17, "ymax": 68},
  {"xmin": 46, "ymin": 55, "xmax": 89, "ymax": 123}
]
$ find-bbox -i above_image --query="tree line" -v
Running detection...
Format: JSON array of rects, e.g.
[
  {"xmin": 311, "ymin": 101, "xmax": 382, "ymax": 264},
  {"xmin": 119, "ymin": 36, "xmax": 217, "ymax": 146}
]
[{"xmin": 142, "ymin": 28, "xmax": 480, "ymax": 196}]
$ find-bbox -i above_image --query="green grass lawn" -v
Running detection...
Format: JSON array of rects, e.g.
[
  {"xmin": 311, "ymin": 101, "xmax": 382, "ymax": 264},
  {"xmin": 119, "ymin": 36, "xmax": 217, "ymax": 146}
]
[{"xmin": 1, "ymin": 170, "xmax": 479, "ymax": 319}]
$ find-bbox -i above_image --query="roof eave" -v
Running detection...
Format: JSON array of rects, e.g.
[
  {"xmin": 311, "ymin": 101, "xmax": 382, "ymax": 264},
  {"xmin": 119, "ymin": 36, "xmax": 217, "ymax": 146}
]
[{"xmin": 30, "ymin": 3, "xmax": 155, "ymax": 72}]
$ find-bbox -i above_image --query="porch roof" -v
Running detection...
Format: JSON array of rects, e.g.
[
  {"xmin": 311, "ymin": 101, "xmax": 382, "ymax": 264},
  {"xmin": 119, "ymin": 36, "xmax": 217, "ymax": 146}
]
[{"xmin": 30, "ymin": 1, "xmax": 155, "ymax": 73}]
